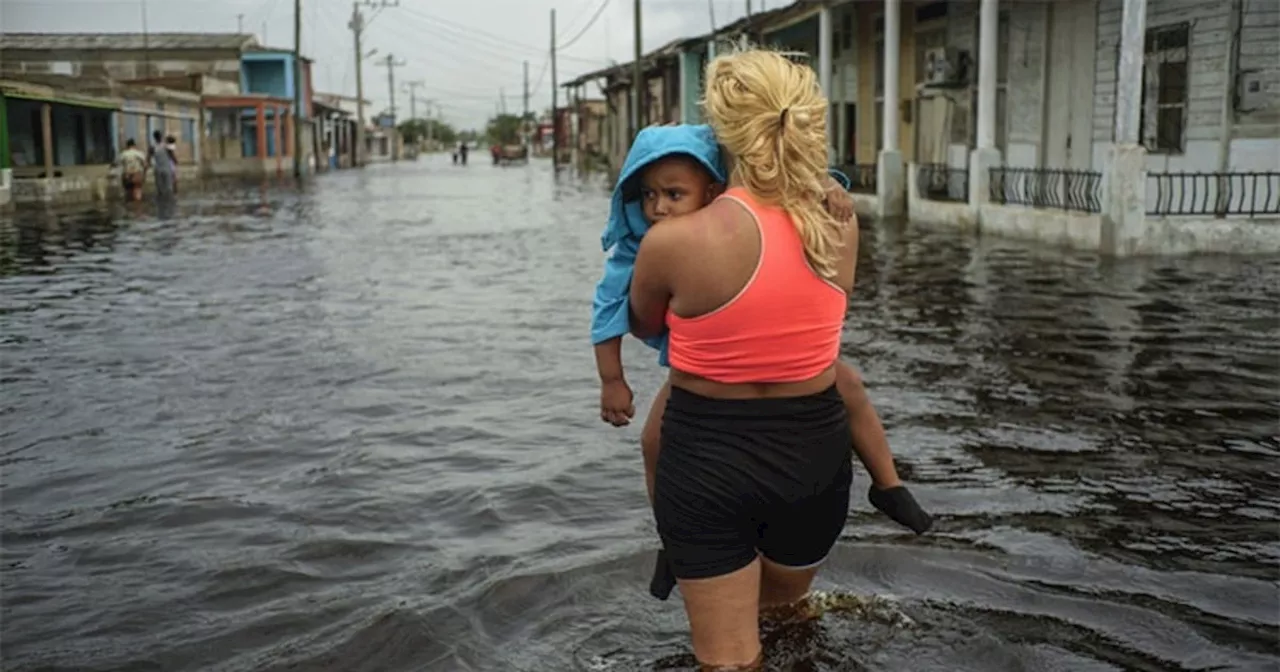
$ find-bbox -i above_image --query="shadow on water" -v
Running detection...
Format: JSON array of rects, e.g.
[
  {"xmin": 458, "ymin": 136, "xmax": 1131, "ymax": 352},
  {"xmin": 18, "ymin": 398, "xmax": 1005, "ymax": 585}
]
[{"xmin": 1, "ymin": 156, "xmax": 1277, "ymax": 671}]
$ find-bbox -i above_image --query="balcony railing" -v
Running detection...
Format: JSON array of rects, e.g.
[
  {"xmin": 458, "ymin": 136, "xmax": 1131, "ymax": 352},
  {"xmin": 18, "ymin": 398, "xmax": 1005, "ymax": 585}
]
[
  {"xmin": 916, "ymin": 163, "xmax": 968, "ymax": 203},
  {"xmin": 989, "ymin": 167, "xmax": 1103, "ymax": 213},
  {"xmin": 839, "ymin": 163, "xmax": 877, "ymax": 194},
  {"xmin": 1147, "ymin": 172, "xmax": 1280, "ymax": 217}
]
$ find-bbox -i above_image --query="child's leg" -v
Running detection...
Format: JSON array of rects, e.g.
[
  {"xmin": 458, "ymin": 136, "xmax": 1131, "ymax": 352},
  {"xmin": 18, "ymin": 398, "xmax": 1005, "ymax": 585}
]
[
  {"xmin": 835, "ymin": 360, "xmax": 902, "ymax": 489},
  {"xmin": 640, "ymin": 379, "xmax": 672, "ymax": 506}
]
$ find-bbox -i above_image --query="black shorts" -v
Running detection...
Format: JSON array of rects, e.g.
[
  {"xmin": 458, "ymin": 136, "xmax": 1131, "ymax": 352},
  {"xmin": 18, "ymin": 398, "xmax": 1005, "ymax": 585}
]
[{"xmin": 653, "ymin": 384, "xmax": 853, "ymax": 580}]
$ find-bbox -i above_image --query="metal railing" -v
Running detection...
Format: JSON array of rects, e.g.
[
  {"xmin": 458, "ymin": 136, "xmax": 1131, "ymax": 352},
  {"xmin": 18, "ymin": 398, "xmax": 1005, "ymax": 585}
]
[
  {"xmin": 1147, "ymin": 172, "xmax": 1280, "ymax": 217},
  {"xmin": 841, "ymin": 163, "xmax": 877, "ymax": 194},
  {"xmin": 916, "ymin": 163, "xmax": 968, "ymax": 203},
  {"xmin": 989, "ymin": 167, "xmax": 1103, "ymax": 213}
]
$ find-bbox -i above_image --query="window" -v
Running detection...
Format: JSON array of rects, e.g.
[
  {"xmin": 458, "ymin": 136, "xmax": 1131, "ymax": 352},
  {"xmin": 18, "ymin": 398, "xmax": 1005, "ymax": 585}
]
[
  {"xmin": 839, "ymin": 11, "xmax": 853, "ymax": 52},
  {"xmin": 1139, "ymin": 23, "xmax": 1189, "ymax": 153},
  {"xmin": 183, "ymin": 119, "xmax": 196, "ymax": 143}
]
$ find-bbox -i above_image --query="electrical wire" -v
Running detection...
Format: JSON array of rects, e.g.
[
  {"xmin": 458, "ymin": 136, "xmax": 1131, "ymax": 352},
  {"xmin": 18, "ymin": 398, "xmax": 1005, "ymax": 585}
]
[
  {"xmin": 395, "ymin": 4, "xmax": 609, "ymax": 66},
  {"xmin": 556, "ymin": 0, "xmax": 612, "ymax": 51}
]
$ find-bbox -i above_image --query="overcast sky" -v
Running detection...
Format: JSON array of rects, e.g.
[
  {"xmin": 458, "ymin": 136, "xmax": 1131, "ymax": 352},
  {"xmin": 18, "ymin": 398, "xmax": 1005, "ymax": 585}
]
[{"xmin": 5, "ymin": 0, "xmax": 775, "ymax": 130}]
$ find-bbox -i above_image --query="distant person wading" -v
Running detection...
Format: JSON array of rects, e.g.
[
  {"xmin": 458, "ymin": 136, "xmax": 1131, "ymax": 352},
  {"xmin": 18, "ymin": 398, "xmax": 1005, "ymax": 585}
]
[{"xmin": 149, "ymin": 130, "xmax": 176, "ymax": 198}]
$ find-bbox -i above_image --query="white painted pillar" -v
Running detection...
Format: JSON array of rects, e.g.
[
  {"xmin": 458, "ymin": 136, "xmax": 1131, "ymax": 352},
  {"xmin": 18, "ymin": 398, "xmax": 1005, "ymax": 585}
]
[
  {"xmin": 818, "ymin": 4, "xmax": 834, "ymax": 163},
  {"xmin": 969, "ymin": 0, "xmax": 1003, "ymax": 209},
  {"xmin": 882, "ymin": 0, "xmax": 900, "ymax": 152},
  {"xmin": 877, "ymin": 0, "xmax": 905, "ymax": 217},
  {"xmin": 1114, "ymin": 0, "xmax": 1147, "ymax": 145},
  {"xmin": 1102, "ymin": 0, "xmax": 1149, "ymax": 256},
  {"xmin": 976, "ymin": 0, "xmax": 998, "ymax": 150}
]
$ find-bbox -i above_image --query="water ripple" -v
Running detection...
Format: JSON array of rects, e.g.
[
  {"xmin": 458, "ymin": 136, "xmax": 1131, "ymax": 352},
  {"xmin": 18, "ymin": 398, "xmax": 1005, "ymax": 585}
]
[{"xmin": 1, "ymin": 158, "xmax": 1277, "ymax": 671}]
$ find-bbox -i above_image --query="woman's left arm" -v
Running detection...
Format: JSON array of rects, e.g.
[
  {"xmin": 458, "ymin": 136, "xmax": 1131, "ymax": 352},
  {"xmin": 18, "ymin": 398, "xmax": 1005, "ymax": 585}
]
[{"xmin": 628, "ymin": 227, "xmax": 676, "ymax": 340}]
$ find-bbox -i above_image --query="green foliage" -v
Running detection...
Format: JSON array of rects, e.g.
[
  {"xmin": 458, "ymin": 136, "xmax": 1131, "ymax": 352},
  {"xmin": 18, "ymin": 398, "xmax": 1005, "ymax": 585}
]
[
  {"xmin": 398, "ymin": 117, "xmax": 457, "ymax": 145},
  {"xmin": 485, "ymin": 114, "xmax": 524, "ymax": 145}
]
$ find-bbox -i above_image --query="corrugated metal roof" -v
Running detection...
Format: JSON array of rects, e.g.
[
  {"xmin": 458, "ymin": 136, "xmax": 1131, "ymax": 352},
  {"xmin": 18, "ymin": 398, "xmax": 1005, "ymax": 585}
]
[
  {"xmin": 559, "ymin": 0, "xmax": 819, "ymax": 88},
  {"xmin": 0, "ymin": 33, "xmax": 259, "ymax": 52}
]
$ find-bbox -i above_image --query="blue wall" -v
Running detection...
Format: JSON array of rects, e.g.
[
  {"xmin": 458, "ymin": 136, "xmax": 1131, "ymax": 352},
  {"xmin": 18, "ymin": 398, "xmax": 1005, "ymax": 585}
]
[
  {"xmin": 679, "ymin": 49, "xmax": 706, "ymax": 124},
  {"xmin": 240, "ymin": 52, "xmax": 303, "ymax": 117}
]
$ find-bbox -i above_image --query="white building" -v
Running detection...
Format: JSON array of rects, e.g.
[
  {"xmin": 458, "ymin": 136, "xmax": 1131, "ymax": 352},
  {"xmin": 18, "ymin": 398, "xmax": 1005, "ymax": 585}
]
[{"xmin": 812, "ymin": 0, "xmax": 1280, "ymax": 255}]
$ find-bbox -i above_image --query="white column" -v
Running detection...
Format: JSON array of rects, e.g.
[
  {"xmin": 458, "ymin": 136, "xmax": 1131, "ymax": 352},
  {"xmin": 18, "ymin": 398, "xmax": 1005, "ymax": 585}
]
[
  {"xmin": 882, "ymin": 0, "xmax": 900, "ymax": 152},
  {"xmin": 1101, "ymin": 0, "xmax": 1149, "ymax": 256},
  {"xmin": 877, "ymin": 0, "xmax": 905, "ymax": 217},
  {"xmin": 818, "ymin": 4, "xmax": 834, "ymax": 162},
  {"xmin": 969, "ymin": 0, "xmax": 1002, "ymax": 209},
  {"xmin": 976, "ymin": 0, "xmax": 998, "ymax": 150},
  {"xmin": 1114, "ymin": 0, "xmax": 1147, "ymax": 144}
]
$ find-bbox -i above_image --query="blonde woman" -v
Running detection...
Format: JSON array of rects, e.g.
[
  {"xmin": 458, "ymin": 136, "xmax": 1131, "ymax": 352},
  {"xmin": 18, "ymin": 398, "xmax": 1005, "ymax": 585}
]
[{"xmin": 628, "ymin": 49, "xmax": 865, "ymax": 669}]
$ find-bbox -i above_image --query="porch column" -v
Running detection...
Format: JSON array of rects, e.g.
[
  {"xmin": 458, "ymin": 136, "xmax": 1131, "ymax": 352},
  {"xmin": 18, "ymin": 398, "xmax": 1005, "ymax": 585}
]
[
  {"xmin": 968, "ymin": 0, "xmax": 1002, "ymax": 208},
  {"xmin": 1101, "ymin": 0, "xmax": 1149, "ymax": 255},
  {"xmin": 876, "ymin": 0, "xmax": 905, "ymax": 218},
  {"xmin": 255, "ymin": 104, "xmax": 267, "ymax": 159},
  {"xmin": 41, "ymin": 103, "xmax": 54, "ymax": 180},
  {"xmin": 274, "ymin": 106, "xmax": 284, "ymax": 173},
  {"xmin": 818, "ymin": 3, "xmax": 834, "ymax": 163},
  {"xmin": 193, "ymin": 108, "xmax": 203, "ymax": 171}
]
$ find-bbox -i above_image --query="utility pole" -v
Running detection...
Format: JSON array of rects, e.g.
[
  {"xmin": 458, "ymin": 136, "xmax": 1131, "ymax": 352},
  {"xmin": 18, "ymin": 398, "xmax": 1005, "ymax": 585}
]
[
  {"xmin": 500, "ymin": 87, "xmax": 507, "ymax": 115},
  {"xmin": 349, "ymin": 0, "xmax": 399, "ymax": 166},
  {"xmin": 237, "ymin": 13, "xmax": 244, "ymax": 33},
  {"xmin": 293, "ymin": 0, "xmax": 303, "ymax": 178},
  {"xmin": 404, "ymin": 80, "xmax": 424, "ymax": 121},
  {"xmin": 377, "ymin": 53, "xmax": 406, "ymax": 160},
  {"xmin": 745, "ymin": 0, "xmax": 752, "ymax": 18},
  {"xmin": 632, "ymin": 0, "xmax": 641, "ymax": 141},
  {"xmin": 522, "ymin": 60, "xmax": 530, "ymax": 149},
  {"xmin": 550, "ymin": 8, "xmax": 558, "ymax": 167}
]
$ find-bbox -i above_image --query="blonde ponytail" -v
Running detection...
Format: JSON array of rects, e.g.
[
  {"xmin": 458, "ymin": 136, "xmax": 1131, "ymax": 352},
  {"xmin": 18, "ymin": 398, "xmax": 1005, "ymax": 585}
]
[{"xmin": 702, "ymin": 47, "xmax": 843, "ymax": 280}]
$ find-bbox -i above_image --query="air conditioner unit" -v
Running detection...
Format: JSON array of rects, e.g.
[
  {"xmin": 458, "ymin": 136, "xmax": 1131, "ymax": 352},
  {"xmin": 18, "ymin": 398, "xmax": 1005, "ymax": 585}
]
[{"xmin": 923, "ymin": 47, "xmax": 966, "ymax": 87}]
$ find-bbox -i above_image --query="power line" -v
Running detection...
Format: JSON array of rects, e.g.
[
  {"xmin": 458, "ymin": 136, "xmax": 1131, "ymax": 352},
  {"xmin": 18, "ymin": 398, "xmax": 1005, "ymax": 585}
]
[
  {"xmin": 557, "ymin": 0, "xmax": 611, "ymax": 51},
  {"xmin": 394, "ymin": 5, "xmax": 608, "ymax": 65}
]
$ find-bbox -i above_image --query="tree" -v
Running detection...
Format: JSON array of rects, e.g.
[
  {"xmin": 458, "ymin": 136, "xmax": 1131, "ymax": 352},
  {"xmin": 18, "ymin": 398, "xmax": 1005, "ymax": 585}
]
[
  {"xmin": 398, "ymin": 118, "xmax": 457, "ymax": 145},
  {"xmin": 485, "ymin": 114, "xmax": 523, "ymax": 145}
]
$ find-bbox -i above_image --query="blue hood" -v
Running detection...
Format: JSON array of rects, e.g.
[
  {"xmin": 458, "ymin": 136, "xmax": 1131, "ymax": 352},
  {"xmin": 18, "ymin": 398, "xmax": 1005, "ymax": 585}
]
[{"xmin": 600, "ymin": 124, "xmax": 727, "ymax": 252}]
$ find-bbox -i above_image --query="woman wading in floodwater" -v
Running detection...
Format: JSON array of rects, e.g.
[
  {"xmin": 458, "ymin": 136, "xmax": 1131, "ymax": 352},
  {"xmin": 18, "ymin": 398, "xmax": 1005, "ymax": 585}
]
[{"xmin": 628, "ymin": 47, "xmax": 869, "ymax": 669}]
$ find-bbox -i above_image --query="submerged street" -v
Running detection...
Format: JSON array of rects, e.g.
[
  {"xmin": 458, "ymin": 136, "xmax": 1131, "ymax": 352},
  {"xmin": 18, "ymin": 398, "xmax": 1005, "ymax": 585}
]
[{"xmin": 2, "ymin": 155, "xmax": 1278, "ymax": 671}]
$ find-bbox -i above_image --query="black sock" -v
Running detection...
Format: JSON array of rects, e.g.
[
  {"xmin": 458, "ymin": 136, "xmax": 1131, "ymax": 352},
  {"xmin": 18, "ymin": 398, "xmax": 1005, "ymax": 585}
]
[{"xmin": 868, "ymin": 485, "xmax": 933, "ymax": 534}]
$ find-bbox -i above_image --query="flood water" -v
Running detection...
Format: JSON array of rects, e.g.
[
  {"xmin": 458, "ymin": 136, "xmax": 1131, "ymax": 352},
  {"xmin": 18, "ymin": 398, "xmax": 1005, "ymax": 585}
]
[{"xmin": 2, "ymin": 156, "xmax": 1277, "ymax": 672}]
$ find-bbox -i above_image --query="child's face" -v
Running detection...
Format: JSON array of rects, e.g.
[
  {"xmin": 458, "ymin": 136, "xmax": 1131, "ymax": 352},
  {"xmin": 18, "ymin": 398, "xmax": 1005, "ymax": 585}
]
[{"xmin": 639, "ymin": 157, "xmax": 722, "ymax": 225}]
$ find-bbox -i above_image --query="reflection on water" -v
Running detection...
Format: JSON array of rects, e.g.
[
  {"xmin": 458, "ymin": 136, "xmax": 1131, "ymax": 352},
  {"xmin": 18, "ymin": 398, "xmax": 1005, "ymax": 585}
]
[{"xmin": 1, "ymin": 157, "xmax": 1277, "ymax": 671}]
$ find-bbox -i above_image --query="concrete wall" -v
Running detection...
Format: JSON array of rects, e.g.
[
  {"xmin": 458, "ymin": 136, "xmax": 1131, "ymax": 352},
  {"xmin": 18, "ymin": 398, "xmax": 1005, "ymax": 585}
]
[
  {"xmin": 978, "ymin": 203, "xmax": 1104, "ymax": 250},
  {"xmin": 907, "ymin": 163, "xmax": 978, "ymax": 231},
  {"xmin": 1, "ymin": 49, "xmax": 243, "ymax": 84},
  {"xmin": 1133, "ymin": 216, "xmax": 1280, "ymax": 254},
  {"xmin": 204, "ymin": 157, "xmax": 276, "ymax": 178},
  {"xmin": 10, "ymin": 169, "xmax": 110, "ymax": 205}
]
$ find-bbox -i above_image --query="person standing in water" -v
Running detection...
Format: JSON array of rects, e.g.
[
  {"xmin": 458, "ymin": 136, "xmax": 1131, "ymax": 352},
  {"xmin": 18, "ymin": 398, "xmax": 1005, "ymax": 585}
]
[
  {"xmin": 148, "ymin": 130, "xmax": 176, "ymax": 199},
  {"xmin": 117, "ymin": 139, "xmax": 147, "ymax": 202},
  {"xmin": 628, "ymin": 47, "xmax": 923, "ymax": 668}
]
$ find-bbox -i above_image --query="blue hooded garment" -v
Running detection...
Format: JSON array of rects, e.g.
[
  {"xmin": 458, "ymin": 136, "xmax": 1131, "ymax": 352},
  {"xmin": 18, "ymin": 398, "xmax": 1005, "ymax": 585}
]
[{"xmin": 589, "ymin": 124, "xmax": 727, "ymax": 367}]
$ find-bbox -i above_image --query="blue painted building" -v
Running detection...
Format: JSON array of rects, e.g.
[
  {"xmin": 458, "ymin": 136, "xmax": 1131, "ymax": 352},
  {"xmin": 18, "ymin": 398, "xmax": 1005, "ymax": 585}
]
[{"xmin": 238, "ymin": 49, "xmax": 313, "ymax": 159}]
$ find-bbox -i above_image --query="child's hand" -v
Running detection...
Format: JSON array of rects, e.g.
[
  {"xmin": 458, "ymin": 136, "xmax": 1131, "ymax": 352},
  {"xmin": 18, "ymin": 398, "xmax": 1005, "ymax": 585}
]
[{"xmin": 600, "ymin": 379, "xmax": 635, "ymax": 426}]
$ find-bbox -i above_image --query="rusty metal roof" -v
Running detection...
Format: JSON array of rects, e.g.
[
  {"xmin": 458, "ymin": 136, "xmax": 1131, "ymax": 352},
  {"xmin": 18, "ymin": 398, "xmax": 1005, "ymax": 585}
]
[{"xmin": 0, "ymin": 32, "xmax": 259, "ymax": 52}]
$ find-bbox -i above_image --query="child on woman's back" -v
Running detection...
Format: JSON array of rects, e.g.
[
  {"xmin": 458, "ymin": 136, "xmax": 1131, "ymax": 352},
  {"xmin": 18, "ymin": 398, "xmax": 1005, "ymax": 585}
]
[{"xmin": 591, "ymin": 125, "xmax": 932, "ymax": 599}]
